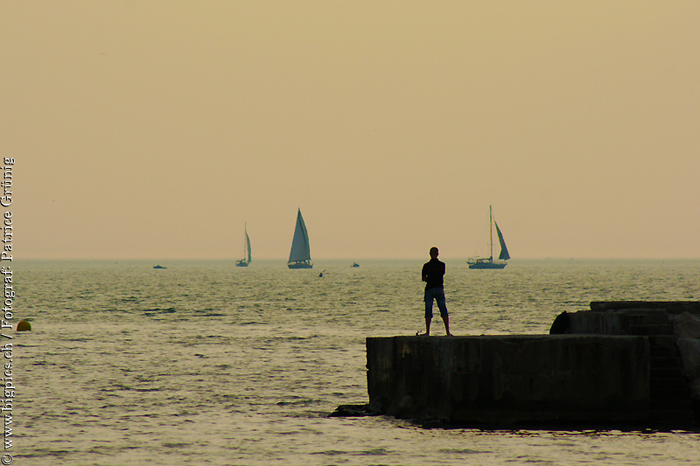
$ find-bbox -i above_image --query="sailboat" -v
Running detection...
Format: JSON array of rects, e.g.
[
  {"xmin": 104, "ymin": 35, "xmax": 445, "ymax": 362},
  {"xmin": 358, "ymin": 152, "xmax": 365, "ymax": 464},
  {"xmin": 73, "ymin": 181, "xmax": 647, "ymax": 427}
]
[
  {"xmin": 235, "ymin": 224, "xmax": 252, "ymax": 267},
  {"xmin": 468, "ymin": 206, "xmax": 510, "ymax": 269},
  {"xmin": 288, "ymin": 209, "xmax": 313, "ymax": 269}
]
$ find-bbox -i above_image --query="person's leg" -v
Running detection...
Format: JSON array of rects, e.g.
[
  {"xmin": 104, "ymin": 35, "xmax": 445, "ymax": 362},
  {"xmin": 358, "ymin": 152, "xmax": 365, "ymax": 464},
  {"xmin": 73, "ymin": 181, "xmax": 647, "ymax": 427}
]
[
  {"xmin": 435, "ymin": 290, "xmax": 452, "ymax": 336},
  {"xmin": 421, "ymin": 289, "xmax": 434, "ymax": 336},
  {"xmin": 441, "ymin": 315, "xmax": 452, "ymax": 336}
]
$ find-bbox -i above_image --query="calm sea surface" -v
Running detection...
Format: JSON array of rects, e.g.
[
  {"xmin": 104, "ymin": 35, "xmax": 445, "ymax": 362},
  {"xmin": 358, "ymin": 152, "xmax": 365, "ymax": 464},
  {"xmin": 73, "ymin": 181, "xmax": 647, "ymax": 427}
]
[{"xmin": 12, "ymin": 259, "xmax": 700, "ymax": 465}]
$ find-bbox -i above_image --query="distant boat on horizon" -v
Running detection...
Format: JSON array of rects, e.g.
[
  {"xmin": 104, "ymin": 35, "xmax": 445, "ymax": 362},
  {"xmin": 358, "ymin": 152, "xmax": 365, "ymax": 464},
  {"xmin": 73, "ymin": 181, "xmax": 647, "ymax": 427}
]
[
  {"xmin": 468, "ymin": 205, "xmax": 510, "ymax": 269},
  {"xmin": 351, "ymin": 262, "xmax": 360, "ymax": 268},
  {"xmin": 153, "ymin": 265, "xmax": 167, "ymax": 269},
  {"xmin": 288, "ymin": 209, "xmax": 313, "ymax": 269},
  {"xmin": 236, "ymin": 224, "xmax": 252, "ymax": 267}
]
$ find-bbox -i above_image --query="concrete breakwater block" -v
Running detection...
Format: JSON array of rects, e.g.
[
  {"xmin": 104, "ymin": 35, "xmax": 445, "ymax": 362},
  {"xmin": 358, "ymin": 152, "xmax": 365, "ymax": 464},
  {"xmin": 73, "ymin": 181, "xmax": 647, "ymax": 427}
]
[{"xmin": 366, "ymin": 335, "xmax": 651, "ymax": 427}]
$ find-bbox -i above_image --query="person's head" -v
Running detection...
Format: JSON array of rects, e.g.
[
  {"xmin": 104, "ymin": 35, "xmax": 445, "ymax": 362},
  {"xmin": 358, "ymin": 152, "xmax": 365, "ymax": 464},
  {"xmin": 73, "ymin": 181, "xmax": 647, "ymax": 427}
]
[{"xmin": 429, "ymin": 247, "xmax": 439, "ymax": 258}]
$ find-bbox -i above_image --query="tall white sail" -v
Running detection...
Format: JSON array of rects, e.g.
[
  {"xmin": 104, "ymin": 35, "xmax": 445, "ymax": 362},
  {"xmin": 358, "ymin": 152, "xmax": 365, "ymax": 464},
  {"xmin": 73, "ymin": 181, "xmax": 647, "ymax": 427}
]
[
  {"xmin": 288, "ymin": 209, "xmax": 312, "ymax": 268},
  {"xmin": 245, "ymin": 228, "xmax": 252, "ymax": 263}
]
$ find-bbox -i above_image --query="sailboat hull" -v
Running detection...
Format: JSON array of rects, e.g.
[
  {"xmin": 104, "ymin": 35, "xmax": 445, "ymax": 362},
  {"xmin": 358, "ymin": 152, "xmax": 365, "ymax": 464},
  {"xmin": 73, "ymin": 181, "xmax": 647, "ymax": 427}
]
[
  {"xmin": 468, "ymin": 260, "xmax": 506, "ymax": 269},
  {"xmin": 235, "ymin": 260, "xmax": 249, "ymax": 267},
  {"xmin": 288, "ymin": 261, "xmax": 313, "ymax": 269}
]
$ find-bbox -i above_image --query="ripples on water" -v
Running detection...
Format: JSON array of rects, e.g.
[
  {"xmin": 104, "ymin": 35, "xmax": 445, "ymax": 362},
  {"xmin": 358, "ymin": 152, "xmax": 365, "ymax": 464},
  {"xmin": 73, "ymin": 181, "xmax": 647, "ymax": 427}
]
[{"xmin": 13, "ymin": 259, "xmax": 700, "ymax": 465}]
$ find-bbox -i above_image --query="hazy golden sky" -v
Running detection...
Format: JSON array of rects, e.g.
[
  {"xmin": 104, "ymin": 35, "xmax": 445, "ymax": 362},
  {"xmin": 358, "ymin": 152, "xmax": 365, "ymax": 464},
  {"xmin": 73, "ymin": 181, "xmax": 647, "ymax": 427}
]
[{"xmin": 2, "ymin": 1, "xmax": 699, "ymax": 260}]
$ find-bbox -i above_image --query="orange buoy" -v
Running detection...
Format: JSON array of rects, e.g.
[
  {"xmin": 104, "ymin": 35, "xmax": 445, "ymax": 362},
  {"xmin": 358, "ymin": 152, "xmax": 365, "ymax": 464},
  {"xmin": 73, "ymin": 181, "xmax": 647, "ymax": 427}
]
[{"xmin": 17, "ymin": 320, "xmax": 31, "ymax": 331}]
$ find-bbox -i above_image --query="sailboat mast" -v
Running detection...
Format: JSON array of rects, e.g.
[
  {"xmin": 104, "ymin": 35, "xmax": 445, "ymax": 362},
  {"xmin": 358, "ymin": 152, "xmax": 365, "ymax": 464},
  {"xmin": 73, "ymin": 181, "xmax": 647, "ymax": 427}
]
[{"xmin": 489, "ymin": 205, "xmax": 494, "ymax": 260}]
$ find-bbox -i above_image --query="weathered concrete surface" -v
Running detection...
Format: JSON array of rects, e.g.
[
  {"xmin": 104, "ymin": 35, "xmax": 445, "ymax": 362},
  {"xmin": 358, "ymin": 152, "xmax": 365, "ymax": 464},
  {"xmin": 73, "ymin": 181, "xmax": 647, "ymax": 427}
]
[
  {"xmin": 367, "ymin": 335, "xmax": 650, "ymax": 426},
  {"xmin": 564, "ymin": 303, "xmax": 700, "ymax": 425},
  {"xmin": 563, "ymin": 301, "xmax": 700, "ymax": 336},
  {"xmin": 672, "ymin": 312, "xmax": 700, "ymax": 412},
  {"xmin": 567, "ymin": 308, "xmax": 674, "ymax": 336},
  {"xmin": 590, "ymin": 301, "xmax": 700, "ymax": 315}
]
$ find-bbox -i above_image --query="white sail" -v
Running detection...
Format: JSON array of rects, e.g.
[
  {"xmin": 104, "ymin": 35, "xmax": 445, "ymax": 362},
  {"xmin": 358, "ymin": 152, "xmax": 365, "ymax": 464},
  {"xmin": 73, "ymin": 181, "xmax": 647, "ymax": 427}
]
[
  {"xmin": 495, "ymin": 221, "xmax": 510, "ymax": 261},
  {"xmin": 245, "ymin": 228, "xmax": 252, "ymax": 263},
  {"xmin": 288, "ymin": 209, "xmax": 312, "ymax": 268}
]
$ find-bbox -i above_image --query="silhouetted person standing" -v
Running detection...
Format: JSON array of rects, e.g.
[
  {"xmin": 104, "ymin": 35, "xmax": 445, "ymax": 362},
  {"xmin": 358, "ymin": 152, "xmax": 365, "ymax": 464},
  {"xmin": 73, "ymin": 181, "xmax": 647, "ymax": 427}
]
[{"xmin": 420, "ymin": 247, "xmax": 452, "ymax": 336}]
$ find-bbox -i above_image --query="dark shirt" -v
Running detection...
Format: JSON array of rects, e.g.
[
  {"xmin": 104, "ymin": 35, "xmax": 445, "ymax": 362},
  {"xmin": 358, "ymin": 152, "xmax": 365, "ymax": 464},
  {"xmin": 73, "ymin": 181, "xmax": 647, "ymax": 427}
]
[{"xmin": 422, "ymin": 258, "xmax": 445, "ymax": 290}]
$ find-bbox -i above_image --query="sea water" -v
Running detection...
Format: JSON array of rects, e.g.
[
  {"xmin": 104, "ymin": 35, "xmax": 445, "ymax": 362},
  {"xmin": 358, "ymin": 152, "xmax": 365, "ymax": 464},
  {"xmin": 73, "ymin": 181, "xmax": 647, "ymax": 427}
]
[{"xmin": 11, "ymin": 259, "xmax": 700, "ymax": 465}]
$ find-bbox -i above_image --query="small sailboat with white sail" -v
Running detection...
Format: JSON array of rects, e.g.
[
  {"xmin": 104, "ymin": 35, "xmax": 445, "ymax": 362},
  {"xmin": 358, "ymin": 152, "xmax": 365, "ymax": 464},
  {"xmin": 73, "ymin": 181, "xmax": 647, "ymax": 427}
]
[
  {"xmin": 235, "ymin": 224, "xmax": 252, "ymax": 267},
  {"xmin": 288, "ymin": 209, "xmax": 313, "ymax": 269},
  {"xmin": 468, "ymin": 206, "xmax": 510, "ymax": 269}
]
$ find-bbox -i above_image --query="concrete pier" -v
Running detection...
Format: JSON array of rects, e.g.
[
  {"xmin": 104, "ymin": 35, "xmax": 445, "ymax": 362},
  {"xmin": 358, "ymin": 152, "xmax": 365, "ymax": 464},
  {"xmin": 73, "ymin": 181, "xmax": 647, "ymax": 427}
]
[
  {"xmin": 361, "ymin": 301, "xmax": 700, "ymax": 429},
  {"xmin": 367, "ymin": 335, "xmax": 650, "ymax": 427}
]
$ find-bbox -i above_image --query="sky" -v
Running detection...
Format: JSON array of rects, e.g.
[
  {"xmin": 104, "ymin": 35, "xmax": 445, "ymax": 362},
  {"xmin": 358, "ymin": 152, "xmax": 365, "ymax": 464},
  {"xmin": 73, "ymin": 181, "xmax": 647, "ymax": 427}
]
[{"xmin": 2, "ymin": 1, "xmax": 699, "ymax": 260}]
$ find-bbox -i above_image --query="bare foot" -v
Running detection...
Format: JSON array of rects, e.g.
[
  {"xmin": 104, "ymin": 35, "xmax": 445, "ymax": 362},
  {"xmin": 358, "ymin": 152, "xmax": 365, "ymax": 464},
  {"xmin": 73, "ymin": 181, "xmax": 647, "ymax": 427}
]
[{"xmin": 416, "ymin": 331, "xmax": 430, "ymax": 336}]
